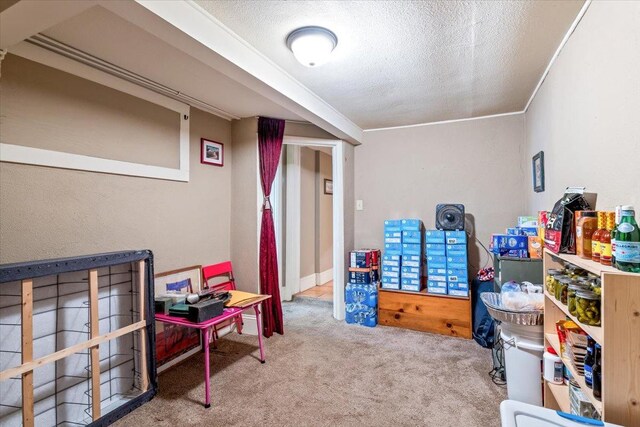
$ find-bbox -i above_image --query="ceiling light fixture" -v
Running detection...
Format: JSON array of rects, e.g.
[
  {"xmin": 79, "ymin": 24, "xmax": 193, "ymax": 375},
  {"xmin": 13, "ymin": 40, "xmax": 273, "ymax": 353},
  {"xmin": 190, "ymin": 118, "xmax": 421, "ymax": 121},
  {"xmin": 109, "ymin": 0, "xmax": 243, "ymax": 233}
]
[{"xmin": 286, "ymin": 26, "xmax": 338, "ymax": 67}]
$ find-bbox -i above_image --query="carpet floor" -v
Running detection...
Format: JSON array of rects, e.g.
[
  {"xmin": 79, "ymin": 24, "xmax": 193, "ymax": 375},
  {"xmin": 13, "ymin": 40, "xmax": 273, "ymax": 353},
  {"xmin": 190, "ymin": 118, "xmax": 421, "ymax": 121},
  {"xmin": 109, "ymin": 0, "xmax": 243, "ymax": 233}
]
[{"xmin": 115, "ymin": 301, "xmax": 506, "ymax": 426}]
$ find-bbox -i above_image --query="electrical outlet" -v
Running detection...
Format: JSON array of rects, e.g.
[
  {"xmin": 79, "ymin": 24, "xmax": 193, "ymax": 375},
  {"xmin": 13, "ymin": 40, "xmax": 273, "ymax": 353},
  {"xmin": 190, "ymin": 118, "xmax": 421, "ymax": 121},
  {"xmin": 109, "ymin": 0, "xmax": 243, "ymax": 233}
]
[{"xmin": 356, "ymin": 200, "xmax": 364, "ymax": 211}]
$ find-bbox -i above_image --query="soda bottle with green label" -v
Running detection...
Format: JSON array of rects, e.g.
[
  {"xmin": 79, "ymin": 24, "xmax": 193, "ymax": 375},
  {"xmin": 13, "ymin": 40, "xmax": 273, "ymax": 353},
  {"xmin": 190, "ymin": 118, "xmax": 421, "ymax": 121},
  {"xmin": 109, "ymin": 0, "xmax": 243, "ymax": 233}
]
[{"xmin": 615, "ymin": 205, "xmax": 640, "ymax": 272}]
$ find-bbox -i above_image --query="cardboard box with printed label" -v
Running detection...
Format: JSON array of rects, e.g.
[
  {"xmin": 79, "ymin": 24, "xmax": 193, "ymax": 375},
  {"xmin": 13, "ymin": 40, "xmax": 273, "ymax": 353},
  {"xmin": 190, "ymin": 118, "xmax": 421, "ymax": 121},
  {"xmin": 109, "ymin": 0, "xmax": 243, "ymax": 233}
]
[
  {"xmin": 425, "ymin": 244, "xmax": 446, "ymax": 256},
  {"xmin": 425, "ymin": 230, "xmax": 446, "ymax": 244}
]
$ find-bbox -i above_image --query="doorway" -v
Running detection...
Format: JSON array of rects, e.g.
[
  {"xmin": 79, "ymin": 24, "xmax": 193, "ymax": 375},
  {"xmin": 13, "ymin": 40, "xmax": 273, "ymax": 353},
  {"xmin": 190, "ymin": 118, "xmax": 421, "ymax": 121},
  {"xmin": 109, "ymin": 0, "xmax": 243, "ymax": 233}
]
[{"xmin": 272, "ymin": 136, "xmax": 346, "ymax": 320}]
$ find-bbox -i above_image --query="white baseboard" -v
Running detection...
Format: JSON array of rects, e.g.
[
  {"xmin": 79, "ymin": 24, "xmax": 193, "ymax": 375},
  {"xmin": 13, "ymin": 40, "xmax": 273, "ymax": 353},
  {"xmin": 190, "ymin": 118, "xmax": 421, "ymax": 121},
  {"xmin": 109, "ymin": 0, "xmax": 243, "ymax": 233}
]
[
  {"xmin": 316, "ymin": 268, "xmax": 333, "ymax": 285},
  {"xmin": 300, "ymin": 274, "xmax": 316, "ymax": 292}
]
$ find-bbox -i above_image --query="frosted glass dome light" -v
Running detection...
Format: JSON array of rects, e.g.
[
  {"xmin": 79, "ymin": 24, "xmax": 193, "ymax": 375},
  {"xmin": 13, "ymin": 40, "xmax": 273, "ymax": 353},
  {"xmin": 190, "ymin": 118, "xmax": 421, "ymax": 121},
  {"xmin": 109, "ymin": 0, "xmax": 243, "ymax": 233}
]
[{"xmin": 286, "ymin": 26, "xmax": 338, "ymax": 67}]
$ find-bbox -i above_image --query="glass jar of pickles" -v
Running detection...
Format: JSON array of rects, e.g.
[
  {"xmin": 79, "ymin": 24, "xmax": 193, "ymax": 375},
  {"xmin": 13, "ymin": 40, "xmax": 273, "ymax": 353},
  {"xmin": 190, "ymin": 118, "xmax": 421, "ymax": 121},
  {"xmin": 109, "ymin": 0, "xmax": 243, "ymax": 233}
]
[
  {"xmin": 555, "ymin": 276, "xmax": 572, "ymax": 305},
  {"xmin": 568, "ymin": 282, "xmax": 590, "ymax": 316},
  {"xmin": 575, "ymin": 290, "xmax": 601, "ymax": 326},
  {"xmin": 545, "ymin": 269, "xmax": 563, "ymax": 294}
]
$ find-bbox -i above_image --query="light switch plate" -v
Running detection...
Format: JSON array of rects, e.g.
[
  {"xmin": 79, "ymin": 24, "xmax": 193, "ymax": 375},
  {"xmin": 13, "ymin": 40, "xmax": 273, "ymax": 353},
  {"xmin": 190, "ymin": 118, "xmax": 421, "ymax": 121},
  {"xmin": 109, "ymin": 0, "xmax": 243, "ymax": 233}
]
[{"xmin": 356, "ymin": 200, "xmax": 364, "ymax": 211}]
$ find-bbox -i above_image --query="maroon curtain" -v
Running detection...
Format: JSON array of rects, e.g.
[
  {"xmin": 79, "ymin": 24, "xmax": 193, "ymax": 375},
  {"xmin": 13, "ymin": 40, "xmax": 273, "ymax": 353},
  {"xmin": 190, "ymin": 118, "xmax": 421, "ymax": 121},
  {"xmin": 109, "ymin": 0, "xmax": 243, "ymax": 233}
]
[{"xmin": 258, "ymin": 117, "xmax": 285, "ymax": 337}]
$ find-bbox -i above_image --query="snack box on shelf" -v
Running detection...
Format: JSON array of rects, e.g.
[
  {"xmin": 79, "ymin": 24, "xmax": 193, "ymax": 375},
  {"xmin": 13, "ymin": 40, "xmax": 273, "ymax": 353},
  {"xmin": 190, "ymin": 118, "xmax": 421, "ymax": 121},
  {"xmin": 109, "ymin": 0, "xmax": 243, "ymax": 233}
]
[
  {"xmin": 384, "ymin": 231, "xmax": 402, "ymax": 244},
  {"xmin": 427, "ymin": 267, "xmax": 447, "ymax": 276},
  {"xmin": 361, "ymin": 249, "xmax": 381, "ymax": 265},
  {"xmin": 491, "ymin": 234, "xmax": 528, "ymax": 253},
  {"xmin": 518, "ymin": 216, "xmax": 538, "ymax": 227},
  {"xmin": 445, "ymin": 244, "xmax": 467, "ymax": 257},
  {"xmin": 427, "ymin": 281, "xmax": 447, "ymax": 295},
  {"xmin": 517, "ymin": 227, "xmax": 539, "ymax": 237},
  {"xmin": 426, "ymin": 255, "xmax": 447, "ymax": 269},
  {"xmin": 495, "ymin": 249, "xmax": 529, "ymax": 258},
  {"xmin": 507, "ymin": 227, "xmax": 520, "ymax": 235},
  {"xmin": 401, "ymin": 254, "xmax": 422, "ymax": 268},
  {"xmin": 402, "ymin": 243, "xmax": 422, "ymax": 256},
  {"xmin": 401, "ymin": 219, "xmax": 423, "ymax": 231},
  {"xmin": 445, "ymin": 230, "xmax": 467, "ymax": 245},
  {"xmin": 428, "ymin": 274, "xmax": 447, "ymax": 282},
  {"xmin": 425, "ymin": 243, "xmax": 446, "ymax": 256},
  {"xmin": 402, "ymin": 230, "xmax": 423, "ymax": 244},
  {"xmin": 528, "ymin": 236, "xmax": 543, "ymax": 259},
  {"xmin": 425, "ymin": 230, "xmax": 446, "ymax": 244}
]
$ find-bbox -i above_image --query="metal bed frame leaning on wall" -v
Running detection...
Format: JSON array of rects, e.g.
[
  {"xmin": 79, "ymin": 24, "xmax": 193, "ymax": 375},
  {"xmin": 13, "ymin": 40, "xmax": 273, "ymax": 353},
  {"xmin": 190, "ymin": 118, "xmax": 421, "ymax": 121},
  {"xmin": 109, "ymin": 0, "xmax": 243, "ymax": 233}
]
[{"xmin": 0, "ymin": 250, "xmax": 157, "ymax": 427}]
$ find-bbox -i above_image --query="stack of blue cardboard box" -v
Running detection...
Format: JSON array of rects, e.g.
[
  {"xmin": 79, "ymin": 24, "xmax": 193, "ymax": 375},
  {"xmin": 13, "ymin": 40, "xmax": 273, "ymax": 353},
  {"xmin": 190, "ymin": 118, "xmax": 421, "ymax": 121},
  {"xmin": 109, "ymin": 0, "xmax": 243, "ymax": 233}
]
[
  {"xmin": 426, "ymin": 230, "xmax": 469, "ymax": 297},
  {"xmin": 346, "ymin": 249, "xmax": 380, "ymax": 327},
  {"xmin": 382, "ymin": 219, "xmax": 424, "ymax": 292}
]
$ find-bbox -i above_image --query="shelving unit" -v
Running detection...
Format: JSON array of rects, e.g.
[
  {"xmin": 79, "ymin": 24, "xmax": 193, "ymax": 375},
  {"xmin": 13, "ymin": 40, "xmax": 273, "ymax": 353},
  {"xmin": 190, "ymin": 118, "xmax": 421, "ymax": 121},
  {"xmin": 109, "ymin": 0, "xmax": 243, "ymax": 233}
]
[
  {"xmin": 543, "ymin": 248, "xmax": 640, "ymax": 427},
  {"xmin": 377, "ymin": 288, "xmax": 472, "ymax": 338}
]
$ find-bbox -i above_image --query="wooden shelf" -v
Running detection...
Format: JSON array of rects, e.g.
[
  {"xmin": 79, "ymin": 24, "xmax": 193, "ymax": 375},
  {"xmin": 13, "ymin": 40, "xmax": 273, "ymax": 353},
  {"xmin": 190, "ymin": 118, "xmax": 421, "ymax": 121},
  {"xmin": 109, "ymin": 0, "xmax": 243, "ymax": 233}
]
[
  {"xmin": 379, "ymin": 287, "xmax": 469, "ymax": 300},
  {"xmin": 547, "ymin": 382, "xmax": 571, "ymax": 413},
  {"xmin": 544, "ymin": 248, "xmax": 639, "ymax": 277},
  {"xmin": 544, "ymin": 290, "xmax": 604, "ymax": 345},
  {"xmin": 378, "ymin": 288, "xmax": 472, "ymax": 338},
  {"xmin": 544, "ymin": 246, "xmax": 640, "ymax": 426},
  {"xmin": 545, "ymin": 333, "xmax": 603, "ymax": 414}
]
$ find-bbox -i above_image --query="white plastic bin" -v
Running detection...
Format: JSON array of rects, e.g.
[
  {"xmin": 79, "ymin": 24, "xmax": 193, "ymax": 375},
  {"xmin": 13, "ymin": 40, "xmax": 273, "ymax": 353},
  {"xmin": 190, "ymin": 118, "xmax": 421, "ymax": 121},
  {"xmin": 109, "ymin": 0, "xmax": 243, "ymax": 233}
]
[
  {"xmin": 500, "ymin": 323, "xmax": 545, "ymax": 406},
  {"xmin": 501, "ymin": 400, "xmax": 619, "ymax": 426}
]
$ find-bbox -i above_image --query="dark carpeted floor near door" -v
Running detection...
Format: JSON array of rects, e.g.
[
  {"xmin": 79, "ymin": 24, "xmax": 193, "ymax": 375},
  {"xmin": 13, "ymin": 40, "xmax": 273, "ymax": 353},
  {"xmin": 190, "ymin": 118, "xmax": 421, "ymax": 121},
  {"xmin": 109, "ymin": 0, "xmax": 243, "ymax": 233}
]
[{"xmin": 115, "ymin": 301, "xmax": 506, "ymax": 426}]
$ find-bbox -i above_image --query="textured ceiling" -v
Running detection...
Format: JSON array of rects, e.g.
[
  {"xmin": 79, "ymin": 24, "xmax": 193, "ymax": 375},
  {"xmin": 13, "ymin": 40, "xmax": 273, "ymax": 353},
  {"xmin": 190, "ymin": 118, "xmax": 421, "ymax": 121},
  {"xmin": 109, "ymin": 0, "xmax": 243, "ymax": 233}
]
[{"xmin": 196, "ymin": 0, "xmax": 584, "ymax": 129}]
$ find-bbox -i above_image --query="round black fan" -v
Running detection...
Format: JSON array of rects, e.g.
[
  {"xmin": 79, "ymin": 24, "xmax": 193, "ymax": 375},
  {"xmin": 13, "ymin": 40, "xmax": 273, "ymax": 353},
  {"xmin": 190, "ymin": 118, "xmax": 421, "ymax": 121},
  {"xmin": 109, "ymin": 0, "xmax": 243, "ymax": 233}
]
[{"xmin": 435, "ymin": 204, "xmax": 465, "ymax": 231}]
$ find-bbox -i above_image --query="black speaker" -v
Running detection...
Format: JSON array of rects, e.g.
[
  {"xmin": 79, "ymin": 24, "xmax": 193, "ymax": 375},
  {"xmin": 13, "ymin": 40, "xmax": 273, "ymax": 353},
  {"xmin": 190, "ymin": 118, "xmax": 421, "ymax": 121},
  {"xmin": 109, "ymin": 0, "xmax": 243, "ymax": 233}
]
[{"xmin": 436, "ymin": 204, "xmax": 465, "ymax": 231}]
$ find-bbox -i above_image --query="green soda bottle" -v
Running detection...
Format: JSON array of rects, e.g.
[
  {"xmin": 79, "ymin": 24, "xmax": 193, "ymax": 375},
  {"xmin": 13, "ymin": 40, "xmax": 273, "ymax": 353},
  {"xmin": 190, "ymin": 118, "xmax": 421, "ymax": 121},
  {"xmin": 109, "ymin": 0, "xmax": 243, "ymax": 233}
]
[{"xmin": 615, "ymin": 205, "xmax": 640, "ymax": 272}]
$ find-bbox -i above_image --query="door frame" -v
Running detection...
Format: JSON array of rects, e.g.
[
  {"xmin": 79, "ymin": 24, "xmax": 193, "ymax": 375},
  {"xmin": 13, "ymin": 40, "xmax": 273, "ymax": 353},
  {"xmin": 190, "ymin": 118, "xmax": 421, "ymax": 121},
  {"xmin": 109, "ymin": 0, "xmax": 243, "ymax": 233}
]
[{"xmin": 279, "ymin": 136, "xmax": 345, "ymax": 321}]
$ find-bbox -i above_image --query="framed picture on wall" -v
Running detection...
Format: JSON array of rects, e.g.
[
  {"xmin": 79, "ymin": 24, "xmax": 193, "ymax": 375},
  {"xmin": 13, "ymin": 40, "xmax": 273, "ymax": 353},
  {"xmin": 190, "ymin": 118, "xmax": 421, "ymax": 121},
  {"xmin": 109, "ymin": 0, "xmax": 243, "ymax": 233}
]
[
  {"xmin": 324, "ymin": 179, "xmax": 333, "ymax": 195},
  {"xmin": 201, "ymin": 138, "xmax": 224, "ymax": 167},
  {"xmin": 532, "ymin": 151, "xmax": 545, "ymax": 193}
]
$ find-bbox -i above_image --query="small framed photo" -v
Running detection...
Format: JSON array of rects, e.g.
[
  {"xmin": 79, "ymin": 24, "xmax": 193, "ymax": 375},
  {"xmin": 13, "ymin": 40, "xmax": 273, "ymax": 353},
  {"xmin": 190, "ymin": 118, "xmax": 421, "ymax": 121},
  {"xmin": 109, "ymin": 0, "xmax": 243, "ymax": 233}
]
[
  {"xmin": 532, "ymin": 151, "xmax": 545, "ymax": 193},
  {"xmin": 324, "ymin": 179, "xmax": 333, "ymax": 195},
  {"xmin": 201, "ymin": 138, "xmax": 224, "ymax": 167}
]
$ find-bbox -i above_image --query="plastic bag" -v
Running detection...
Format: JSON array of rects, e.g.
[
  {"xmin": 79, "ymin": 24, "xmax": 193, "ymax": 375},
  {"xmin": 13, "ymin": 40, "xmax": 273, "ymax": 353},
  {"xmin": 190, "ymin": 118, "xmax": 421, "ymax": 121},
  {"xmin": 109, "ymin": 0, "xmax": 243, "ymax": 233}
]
[
  {"xmin": 502, "ymin": 291, "xmax": 544, "ymax": 311},
  {"xmin": 501, "ymin": 281, "xmax": 521, "ymax": 294}
]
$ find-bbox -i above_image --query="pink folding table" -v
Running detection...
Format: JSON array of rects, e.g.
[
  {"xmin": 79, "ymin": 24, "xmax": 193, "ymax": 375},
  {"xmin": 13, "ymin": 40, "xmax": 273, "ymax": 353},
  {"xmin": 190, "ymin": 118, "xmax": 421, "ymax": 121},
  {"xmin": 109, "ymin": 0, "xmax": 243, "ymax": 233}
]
[{"xmin": 155, "ymin": 295, "xmax": 271, "ymax": 408}]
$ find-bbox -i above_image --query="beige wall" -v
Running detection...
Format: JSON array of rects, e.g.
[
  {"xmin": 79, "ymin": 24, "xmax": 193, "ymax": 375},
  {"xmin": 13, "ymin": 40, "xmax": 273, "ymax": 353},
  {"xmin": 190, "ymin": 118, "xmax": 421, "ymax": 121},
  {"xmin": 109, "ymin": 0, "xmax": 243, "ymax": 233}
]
[
  {"xmin": 1, "ymin": 54, "xmax": 179, "ymax": 168},
  {"xmin": 230, "ymin": 117, "xmax": 260, "ymax": 292},
  {"xmin": 317, "ymin": 151, "xmax": 333, "ymax": 273},
  {"xmin": 523, "ymin": 1, "xmax": 640, "ymax": 213},
  {"xmin": 298, "ymin": 148, "xmax": 334, "ymax": 280},
  {"xmin": 0, "ymin": 56, "xmax": 232, "ymax": 274},
  {"xmin": 229, "ymin": 117, "xmax": 343, "ymax": 293},
  {"xmin": 299, "ymin": 147, "xmax": 316, "ymax": 278},
  {"xmin": 355, "ymin": 114, "xmax": 525, "ymax": 273}
]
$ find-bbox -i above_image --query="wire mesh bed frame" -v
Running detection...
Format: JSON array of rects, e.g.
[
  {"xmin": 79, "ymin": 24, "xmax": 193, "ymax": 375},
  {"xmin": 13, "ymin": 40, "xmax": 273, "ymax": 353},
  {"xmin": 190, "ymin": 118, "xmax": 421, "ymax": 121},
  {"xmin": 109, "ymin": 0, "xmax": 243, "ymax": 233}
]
[{"xmin": 0, "ymin": 250, "xmax": 157, "ymax": 427}]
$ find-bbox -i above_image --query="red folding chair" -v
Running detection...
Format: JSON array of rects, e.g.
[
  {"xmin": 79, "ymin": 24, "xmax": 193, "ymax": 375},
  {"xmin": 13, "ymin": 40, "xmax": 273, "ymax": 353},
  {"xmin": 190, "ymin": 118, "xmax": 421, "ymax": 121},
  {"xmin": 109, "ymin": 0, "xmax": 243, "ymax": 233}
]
[{"xmin": 201, "ymin": 261, "xmax": 243, "ymax": 345}]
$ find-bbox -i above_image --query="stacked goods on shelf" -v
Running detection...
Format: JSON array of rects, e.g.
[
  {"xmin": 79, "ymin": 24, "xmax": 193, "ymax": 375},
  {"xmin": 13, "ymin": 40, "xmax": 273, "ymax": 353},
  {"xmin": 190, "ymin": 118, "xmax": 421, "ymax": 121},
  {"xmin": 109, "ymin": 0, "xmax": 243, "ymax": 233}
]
[
  {"xmin": 425, "ymin": 230, "xmax": 447, "ymax": 295},
  {"xmin": 346, "ymin": 249, "xmax": 380, "ymax": 327},
  {"xmin": 490, "ymin": 216, "xmax": 540, "ymax": 258},
  {"xmin": 425, "ymin": 230, "xmax": 469, "ymax": 297},
  {"xmin": 381, "ymin": 219, "xmax": 425, "ymax": 291},
  {"xmin": 400, "ymin": 219, "xmax": 424, "ymax": 292},
  {"xmin": 382, "ymin": 220, "xmax": 402, "ymax": 290},
  {"xmin": 544, "ymin": 249, "xmax": 640, "ymax": 426},
  {"xmin": 445, "ymin": 230, "xmax": 469, "ymax": 297}
]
